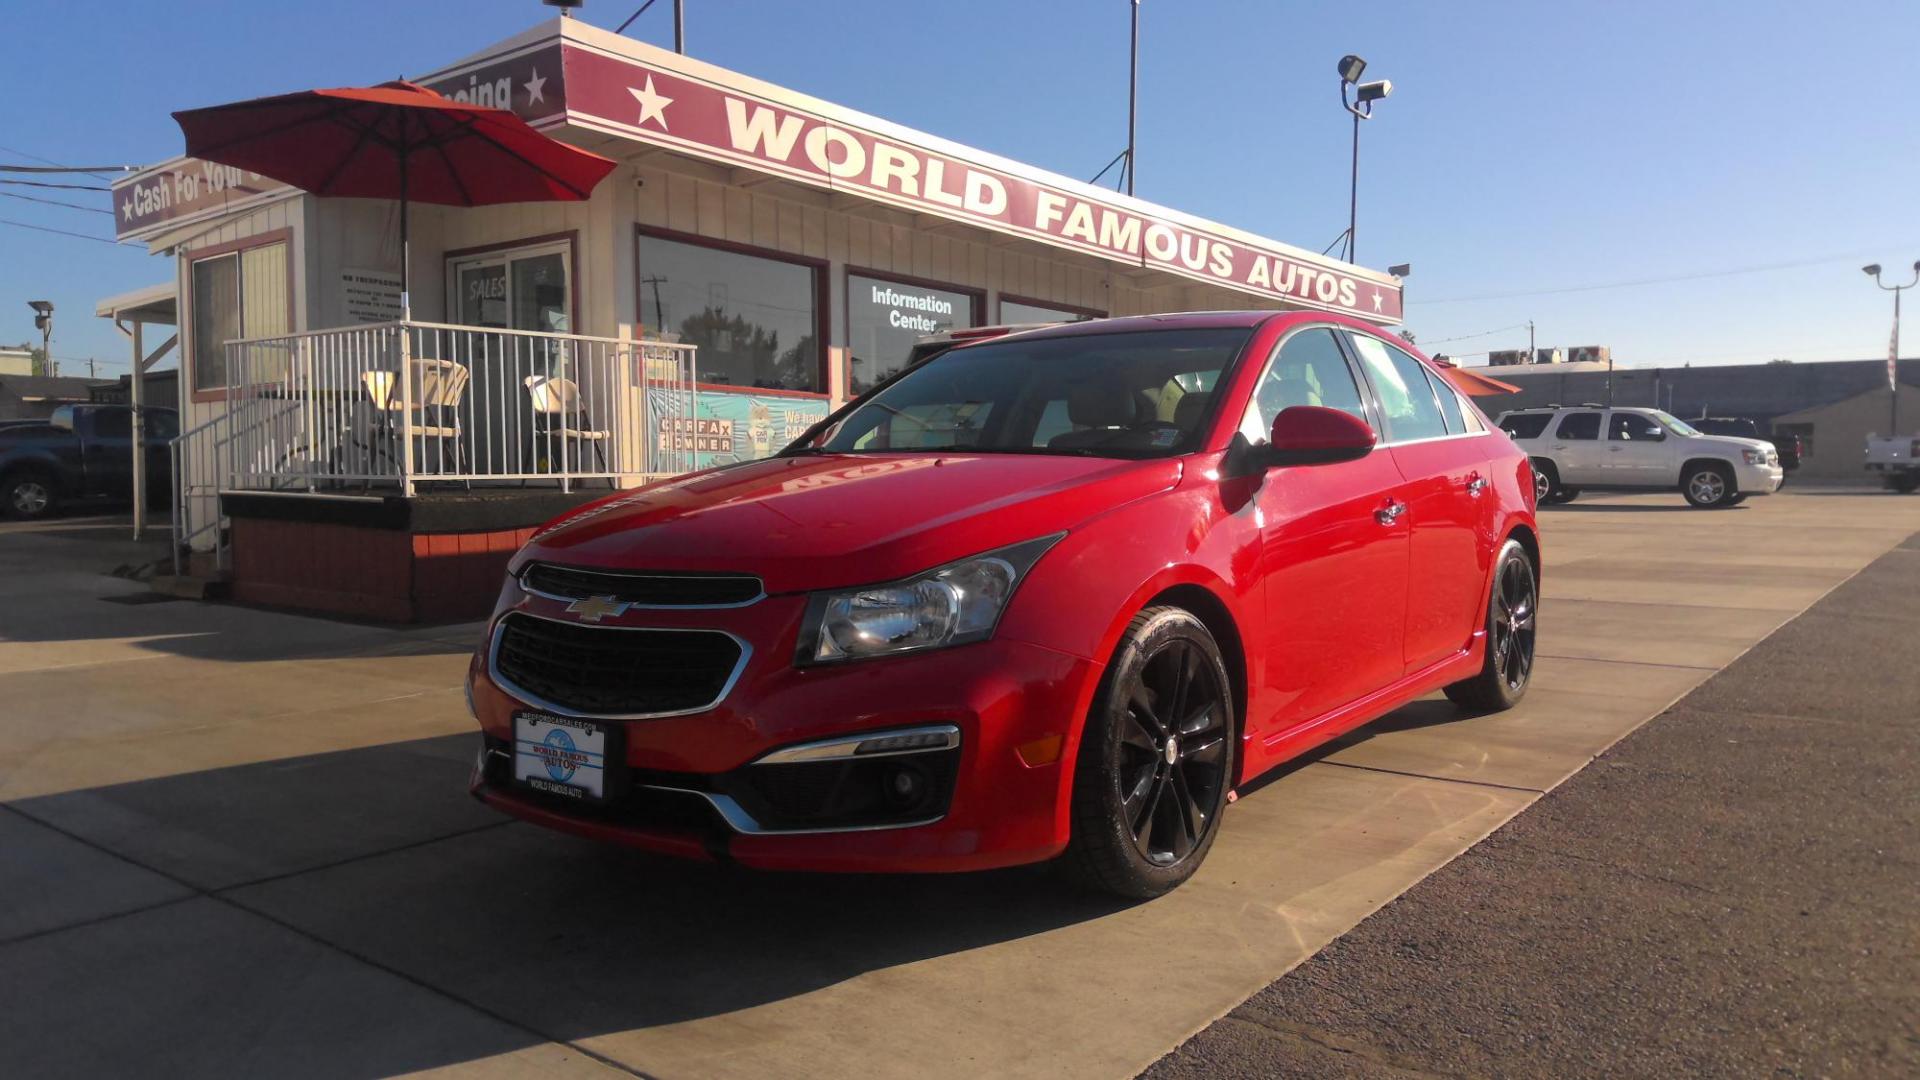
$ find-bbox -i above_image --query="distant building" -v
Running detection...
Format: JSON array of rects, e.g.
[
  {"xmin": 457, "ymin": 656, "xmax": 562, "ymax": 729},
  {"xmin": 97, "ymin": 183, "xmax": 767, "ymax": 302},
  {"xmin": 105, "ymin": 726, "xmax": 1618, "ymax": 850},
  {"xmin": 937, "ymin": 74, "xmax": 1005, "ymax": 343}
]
[
  {"xmin": 0, "ymin": 374, "xmax": 114, "ymax": 421},
  {"xmin": 0, "ymin": 347, "xmax": 33, "ymax": 376},
  {"xmin": 1478, "ymin": 356, "xmax": 1917, "ymax": 480},
  {"xmin": 1769, "ymin": 380, "xmax": 1920, "ymax": 480}
]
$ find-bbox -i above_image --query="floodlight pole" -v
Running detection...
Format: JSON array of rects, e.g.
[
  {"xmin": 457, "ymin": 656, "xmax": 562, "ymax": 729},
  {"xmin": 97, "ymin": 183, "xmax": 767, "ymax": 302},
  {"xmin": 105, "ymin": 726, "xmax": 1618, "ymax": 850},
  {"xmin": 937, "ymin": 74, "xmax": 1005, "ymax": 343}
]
[
  {"xmin": 1127, "ymin": 0, "xmax": 1139, "ymax": 196},
  {"xmin": 675, "ymin": 0, "xmax": 685, "ymax": 53},
  {"xmin": 1347, "ymin": 109, "xmax": 1360, "ymax": 262},
  {"xmin": 1866, "ymin": 262, "xmax": 1918, "ymax": 435}
]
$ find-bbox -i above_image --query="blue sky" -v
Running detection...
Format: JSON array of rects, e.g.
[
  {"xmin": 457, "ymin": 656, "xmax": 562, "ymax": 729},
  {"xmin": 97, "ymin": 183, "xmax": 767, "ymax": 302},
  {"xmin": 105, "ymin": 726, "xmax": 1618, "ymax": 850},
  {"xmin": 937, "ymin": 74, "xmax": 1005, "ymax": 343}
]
[{"xmin": 6, "ymin": 0, "xmax": 1917, "ymax": 376}]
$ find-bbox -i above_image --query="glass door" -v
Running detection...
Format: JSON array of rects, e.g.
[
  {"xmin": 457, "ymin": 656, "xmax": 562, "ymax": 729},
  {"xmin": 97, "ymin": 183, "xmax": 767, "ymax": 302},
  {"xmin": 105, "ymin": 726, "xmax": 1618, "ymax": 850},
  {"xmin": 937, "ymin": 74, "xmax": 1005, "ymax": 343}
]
[{"xmin": 444, "ymin": 240, "xmax": 575, "ymax": 479}]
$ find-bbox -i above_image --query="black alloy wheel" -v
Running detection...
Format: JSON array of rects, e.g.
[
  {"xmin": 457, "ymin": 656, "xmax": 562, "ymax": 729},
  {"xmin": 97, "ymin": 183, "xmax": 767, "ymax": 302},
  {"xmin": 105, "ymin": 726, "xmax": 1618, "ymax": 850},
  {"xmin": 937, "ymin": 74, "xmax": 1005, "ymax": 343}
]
[
  {"xmin": 1489, "ymin": 551, "xmax": 1538, "ymax": 695},
  {"xmin": 1065, "ymin": 606, "xmax": 1235, "ymax": 898},
  {"xmin": 1531, "ymin": 461, "xmax": 1553, "ymax": 503},
  {"xmin": 1445, "ymin": 539, "xmax": 1538, "ymax": 711}
]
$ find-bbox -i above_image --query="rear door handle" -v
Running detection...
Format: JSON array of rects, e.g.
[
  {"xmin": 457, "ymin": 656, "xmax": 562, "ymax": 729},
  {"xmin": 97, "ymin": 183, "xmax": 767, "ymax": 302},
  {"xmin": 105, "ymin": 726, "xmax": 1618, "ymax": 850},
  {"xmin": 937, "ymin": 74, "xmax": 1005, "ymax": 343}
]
[
  {"xmin": 1465, "ymin": 475, "xmax": 1488, "ymax": 496},
  {"xmin": 1375, "ymin": 498, "xmax": 1407, "ymax": 525},
  {"xmin": 1608, "ymin": 446, "xmax": 1624, "ymax": 452}
]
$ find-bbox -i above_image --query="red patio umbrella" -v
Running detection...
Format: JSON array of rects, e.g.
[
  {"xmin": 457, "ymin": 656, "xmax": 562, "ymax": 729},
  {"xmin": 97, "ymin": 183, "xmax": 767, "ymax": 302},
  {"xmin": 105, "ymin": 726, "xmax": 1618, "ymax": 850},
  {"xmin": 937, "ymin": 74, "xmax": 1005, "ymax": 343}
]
[
  {"xmin": 1434, "ymin": 363, "xmax": 1522, "ymax": 397},
  {"xmin": 173, "ymin": 81, "xmax": 617, "ymax": 318}
]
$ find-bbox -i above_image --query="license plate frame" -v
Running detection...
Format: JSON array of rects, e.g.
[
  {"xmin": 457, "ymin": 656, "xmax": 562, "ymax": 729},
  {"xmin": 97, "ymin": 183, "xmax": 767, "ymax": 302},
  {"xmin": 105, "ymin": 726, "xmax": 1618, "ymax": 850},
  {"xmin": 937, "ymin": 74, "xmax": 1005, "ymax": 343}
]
[{"xmin": 512, "ymin": 712, "xmax": 624, "ymax": 805}]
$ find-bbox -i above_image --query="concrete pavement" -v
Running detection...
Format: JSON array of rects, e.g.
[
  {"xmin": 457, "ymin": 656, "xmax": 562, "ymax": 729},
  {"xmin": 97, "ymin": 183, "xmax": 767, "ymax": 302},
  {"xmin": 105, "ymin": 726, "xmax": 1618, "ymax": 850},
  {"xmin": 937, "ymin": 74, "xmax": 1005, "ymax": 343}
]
[{"xmin": 3, "ymin": 489, "xmax": 1918, "ymax": 1078}]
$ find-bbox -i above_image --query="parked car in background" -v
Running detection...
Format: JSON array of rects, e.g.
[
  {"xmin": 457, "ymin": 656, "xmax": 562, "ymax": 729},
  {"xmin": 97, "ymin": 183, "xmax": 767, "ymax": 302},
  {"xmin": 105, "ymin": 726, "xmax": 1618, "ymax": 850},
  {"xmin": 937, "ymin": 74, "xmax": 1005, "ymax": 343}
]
[
  {"xmin": 0, "ymin": 403, "xmax": 177, "ymax": 519},
  {"xmin": 1865, "ymin": 434, "xmax": 1920, "ymax": 493},
  {"xmin": 1689, "ymin": 416, "xmax": 1801, "ymax": 474},
  {"xmin": 1497, "ymin": 404, "xmax": 1783, "ymax": 508},
  {"xmin": 467, "ymin": 312, "xmax": 1540, "ymax": 898}
]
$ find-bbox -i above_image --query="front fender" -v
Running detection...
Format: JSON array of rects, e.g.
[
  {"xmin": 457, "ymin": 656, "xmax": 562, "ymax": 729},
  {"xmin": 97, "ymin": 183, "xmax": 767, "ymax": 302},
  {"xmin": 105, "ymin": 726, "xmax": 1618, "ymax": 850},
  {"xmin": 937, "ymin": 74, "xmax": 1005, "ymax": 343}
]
[{"xmin": 995, "ymin": 461, "xmax": 1262, "ymax": 842}]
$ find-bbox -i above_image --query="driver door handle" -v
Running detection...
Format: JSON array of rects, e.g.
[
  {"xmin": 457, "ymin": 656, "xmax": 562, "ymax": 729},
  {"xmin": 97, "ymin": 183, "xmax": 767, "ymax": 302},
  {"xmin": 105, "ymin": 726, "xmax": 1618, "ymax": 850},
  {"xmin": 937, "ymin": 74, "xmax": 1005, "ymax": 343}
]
[{"xmin": 1375, "ymin": 498, "xmax": 1407, "ymax": 526}]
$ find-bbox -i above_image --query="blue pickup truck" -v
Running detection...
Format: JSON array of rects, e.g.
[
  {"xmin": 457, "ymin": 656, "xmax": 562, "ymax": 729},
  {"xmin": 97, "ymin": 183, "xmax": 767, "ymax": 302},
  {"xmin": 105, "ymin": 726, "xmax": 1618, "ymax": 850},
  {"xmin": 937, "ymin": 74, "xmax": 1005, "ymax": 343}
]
[{"xmin": 0, "ymin": 404, "xmax": 177, "ymax": 520}]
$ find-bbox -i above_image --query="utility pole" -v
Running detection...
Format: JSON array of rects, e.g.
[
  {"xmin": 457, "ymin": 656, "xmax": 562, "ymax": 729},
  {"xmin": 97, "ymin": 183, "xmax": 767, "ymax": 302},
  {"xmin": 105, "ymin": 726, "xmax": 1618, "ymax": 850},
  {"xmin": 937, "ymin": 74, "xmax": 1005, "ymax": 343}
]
[
  {"xmin": 674, "ymin": 0, "xmax": 685, "ymax": 53},
  {"xmin": 1527, "ymin": 320, "xmax": 1535, "ymax": 364}
]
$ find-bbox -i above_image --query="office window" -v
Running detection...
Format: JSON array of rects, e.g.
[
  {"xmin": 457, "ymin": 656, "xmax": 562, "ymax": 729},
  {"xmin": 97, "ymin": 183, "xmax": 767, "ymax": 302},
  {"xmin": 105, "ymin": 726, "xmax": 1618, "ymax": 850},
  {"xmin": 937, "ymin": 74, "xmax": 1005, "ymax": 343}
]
[
  {"xmin": 637, "ymin": 231, "xmax": 822, "ymax": 392},
  {"xmin": 189, "ymin": 240, "xmax": 290, "ymax": 393},
  {"xmin": 848, "ymin": 272, "xmax": 978, "ymax": 393}
]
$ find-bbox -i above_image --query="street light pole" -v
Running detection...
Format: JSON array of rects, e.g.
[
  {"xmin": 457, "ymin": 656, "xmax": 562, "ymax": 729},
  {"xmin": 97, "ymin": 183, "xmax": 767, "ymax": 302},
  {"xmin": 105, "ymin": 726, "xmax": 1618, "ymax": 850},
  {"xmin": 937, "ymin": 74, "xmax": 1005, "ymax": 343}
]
[
  {"xmin": 1337, "ymin": 56, "xmax": 1391, "ymax": 264},
  {"xmin": 1864, "ymin": 261, "xmax": 1919, "ymax": 435},
  {"xmin": 1126, "ymin": 0, "xmax": 1140, "ymax": 196},
  {"xmin": 28, "ymin": 300, "xmax": 53, "ymax": 377}
]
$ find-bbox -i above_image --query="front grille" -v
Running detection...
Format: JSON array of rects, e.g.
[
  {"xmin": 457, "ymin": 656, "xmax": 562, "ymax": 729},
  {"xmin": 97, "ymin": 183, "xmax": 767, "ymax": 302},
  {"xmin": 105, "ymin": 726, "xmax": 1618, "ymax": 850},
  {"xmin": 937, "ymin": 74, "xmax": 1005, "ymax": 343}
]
[
  {"xmin": 522, "ymin": 563, "xmax": 762, "ymax": 607},
  {"xmin": 493, "ymin": 613, "xmax": 743, "ymax": 716}
]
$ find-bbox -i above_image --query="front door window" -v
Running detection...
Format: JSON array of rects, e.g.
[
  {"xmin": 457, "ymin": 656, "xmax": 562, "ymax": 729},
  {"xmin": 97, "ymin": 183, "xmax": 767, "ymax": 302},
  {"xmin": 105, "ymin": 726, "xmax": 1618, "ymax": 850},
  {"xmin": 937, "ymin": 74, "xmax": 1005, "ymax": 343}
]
[{"xmin": 448, "ymin": 243, "xmax": 570, "ymax": 333}]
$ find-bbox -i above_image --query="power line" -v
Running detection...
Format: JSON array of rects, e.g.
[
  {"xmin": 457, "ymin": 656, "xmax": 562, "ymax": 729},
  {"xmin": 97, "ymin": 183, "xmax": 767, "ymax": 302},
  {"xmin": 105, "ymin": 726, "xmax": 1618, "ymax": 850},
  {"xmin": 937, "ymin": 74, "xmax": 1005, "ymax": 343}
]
[
  {"xmin": 0, "ymin": 189, "xmax": 111, "ymax": 215},
  {"xmin": 0, "ymin": 143, "xmax": 126, "ymax": 184},
  {"xmin": 1417, "ymin": 322, "xmax": 1529, "ymax": 346},
  {"xmin": 0, "ymin": 218, "xmax": 133, "ymax": 246},
  {"xmin": 0, "ymin": 163, "xmax": 138, "ymax": 174},
  {"xmin": 1409, "ymin": 246, "xmax": 1920, "ymax": 305},
  {"xmin": 0, "ymin": 178, "xmax": 112, "ymax": 192},
  {"xmin": 615, "ymin": 0, "xmax": 661, "ymax": 34}
]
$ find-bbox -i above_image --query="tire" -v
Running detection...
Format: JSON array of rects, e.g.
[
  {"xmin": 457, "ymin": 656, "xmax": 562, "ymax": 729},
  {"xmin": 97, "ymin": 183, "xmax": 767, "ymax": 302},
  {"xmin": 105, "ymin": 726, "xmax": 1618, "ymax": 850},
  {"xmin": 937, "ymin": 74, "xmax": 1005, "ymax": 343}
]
[
  {"xmin": 1063, "ymin": 606, "xmax": 1236, "ymax": 899},
  {"xmin": 1724, "ymin": 494, "xmax": 1748, "ymax": 506},
  {"xmin": 1682, "ymin": 462, "xmax": 1737, "ymax": 508},
  {"xmin": 1445, "ymin": 539, "xmax": 1538, "ymax": 712},
  {"xmin": 2, "ymin": 469, "xmax": 58, "ymax": 520},
  {"xmin": 1892, "ymin": 473, "xmax": 1920, "ymax": 495},
  {"xmin": 1531, "ymin": 459, "xmax": 1578, "ymax": 505}
]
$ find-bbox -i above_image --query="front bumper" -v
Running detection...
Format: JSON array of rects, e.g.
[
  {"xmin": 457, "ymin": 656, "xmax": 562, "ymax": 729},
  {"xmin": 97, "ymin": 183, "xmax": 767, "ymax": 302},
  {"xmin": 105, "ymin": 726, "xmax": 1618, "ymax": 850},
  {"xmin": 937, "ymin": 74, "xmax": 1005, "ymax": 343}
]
[
  {"xmin": 1736, "ymin": 460, "xmax": 1785, "ymax": 494},
  {"xmin": 468, "ymin": 600, "xmax": 1101, "ymax": 872}
]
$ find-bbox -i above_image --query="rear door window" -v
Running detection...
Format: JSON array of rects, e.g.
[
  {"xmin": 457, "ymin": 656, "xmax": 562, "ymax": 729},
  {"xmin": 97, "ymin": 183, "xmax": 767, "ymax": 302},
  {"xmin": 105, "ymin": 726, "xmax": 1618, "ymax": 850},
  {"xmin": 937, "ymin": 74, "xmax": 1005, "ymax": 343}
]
[
  {"xmin": 1348, "ymin": 334, "xmax": 1447, "ymax": 442},
  {"xmin": 1555, "ymin": 411, "xmax": 1601, "ymax": 440},
  {"xmin": 1498, "ymin": 413, "xmax": 1553, "ymax": 440}
]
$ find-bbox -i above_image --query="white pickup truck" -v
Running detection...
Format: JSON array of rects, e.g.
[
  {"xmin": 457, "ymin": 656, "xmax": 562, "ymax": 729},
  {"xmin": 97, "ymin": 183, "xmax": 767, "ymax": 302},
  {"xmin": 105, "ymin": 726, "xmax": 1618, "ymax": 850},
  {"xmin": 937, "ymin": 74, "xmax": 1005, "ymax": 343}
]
[
  {"xmin": 1865, "ymin": 435, "xmax": 1920, "ymax": 493},
  {"xmin": 1496, "ymin": 404, "xmax": 1785, "ymax": 509}
]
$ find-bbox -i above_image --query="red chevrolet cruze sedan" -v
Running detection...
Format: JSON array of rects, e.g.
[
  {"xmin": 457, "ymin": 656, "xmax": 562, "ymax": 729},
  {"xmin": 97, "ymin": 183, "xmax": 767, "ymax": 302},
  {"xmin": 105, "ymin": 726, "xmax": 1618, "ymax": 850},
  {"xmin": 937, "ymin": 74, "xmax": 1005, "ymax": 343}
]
[{"xmin": 467, "ymin": 312, "xmax": 1540, "ymax": 897}]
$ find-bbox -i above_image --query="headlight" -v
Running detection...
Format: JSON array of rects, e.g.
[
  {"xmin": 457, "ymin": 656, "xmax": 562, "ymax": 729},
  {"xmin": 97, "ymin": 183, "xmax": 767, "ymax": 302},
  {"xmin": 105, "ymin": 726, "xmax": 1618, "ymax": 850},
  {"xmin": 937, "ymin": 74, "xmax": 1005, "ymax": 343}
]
[
  {"xmin": 1742, "ymin": 448, "xmax": 1772, "ymax": 465},
  {"xmin": 797, "ymin": 535, "xmax": 1063, "ymax": 664}
]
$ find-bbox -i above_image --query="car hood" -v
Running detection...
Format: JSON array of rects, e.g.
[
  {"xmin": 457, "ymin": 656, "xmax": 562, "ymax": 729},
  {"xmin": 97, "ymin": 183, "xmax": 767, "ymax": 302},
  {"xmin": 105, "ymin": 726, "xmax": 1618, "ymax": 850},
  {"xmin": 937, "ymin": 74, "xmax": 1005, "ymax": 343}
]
[
  {"xmin": 1690, "ymin": 434, "xmax": 1773, "ymax": 455},
  {"xmin": 521, "ymin": 452, "xmax": 1183, "ymax": 593}
]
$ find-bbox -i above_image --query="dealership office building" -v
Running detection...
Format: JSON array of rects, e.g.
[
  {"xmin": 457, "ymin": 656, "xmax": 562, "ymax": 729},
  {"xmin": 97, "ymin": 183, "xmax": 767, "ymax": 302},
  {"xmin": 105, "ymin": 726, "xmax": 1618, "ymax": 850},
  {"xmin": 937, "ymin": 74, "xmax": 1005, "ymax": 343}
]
[{"xmin": 109, "ymin": 17, "xmax": 1405, "ymax": 618}]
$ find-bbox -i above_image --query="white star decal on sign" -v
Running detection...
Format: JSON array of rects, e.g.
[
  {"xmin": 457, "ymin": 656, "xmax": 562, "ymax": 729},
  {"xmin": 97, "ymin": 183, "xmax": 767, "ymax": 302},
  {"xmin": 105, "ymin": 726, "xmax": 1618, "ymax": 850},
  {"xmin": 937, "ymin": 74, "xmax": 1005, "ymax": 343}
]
[
  {"xmin": 121, "ymin": 199, "xmax": 133, "ymax": 222},
  {"xmin": 629, "ymin": 75, "xmax": 673, "ymax": 132},
  {"xmin": 523, "ymin": 68, "xmax": 547, "ymax": 106},
  {"xmin": 1371, "ymin": 288, "xmax": 1384, "ymax": 312}
]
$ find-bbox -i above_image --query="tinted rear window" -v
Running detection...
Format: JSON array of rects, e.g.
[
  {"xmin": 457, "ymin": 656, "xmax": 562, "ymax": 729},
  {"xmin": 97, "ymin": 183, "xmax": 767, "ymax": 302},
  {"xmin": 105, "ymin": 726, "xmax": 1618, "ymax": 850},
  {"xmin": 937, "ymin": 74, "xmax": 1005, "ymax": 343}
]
[
  {"xmin": 1555, "ymin": 412, "xmax": 1601, "ymax": 440},
  {"xmin": 1498, "ymin": 413, "xmax": 1552, "ymax": 439}
]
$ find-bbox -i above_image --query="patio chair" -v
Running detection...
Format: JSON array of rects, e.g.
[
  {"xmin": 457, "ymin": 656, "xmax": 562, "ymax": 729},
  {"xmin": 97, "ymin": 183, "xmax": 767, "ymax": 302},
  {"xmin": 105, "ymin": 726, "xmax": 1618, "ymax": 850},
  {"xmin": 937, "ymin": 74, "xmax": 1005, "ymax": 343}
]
[
  {"xmin": 524, "ymin": 374, "xmax": 612, "ymax": 486},
  {"xmin": 362, "ymin": 358, "xmax": 472, "ymax": 484}
]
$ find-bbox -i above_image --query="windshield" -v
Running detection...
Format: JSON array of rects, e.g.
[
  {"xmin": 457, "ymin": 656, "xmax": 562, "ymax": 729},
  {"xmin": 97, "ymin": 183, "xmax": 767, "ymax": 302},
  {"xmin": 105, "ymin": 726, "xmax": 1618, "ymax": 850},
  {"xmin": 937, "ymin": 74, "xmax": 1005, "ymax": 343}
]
[
  {"xmin": 1651, "ymin": 410, "xmax": 1701, "ymax": 437},
  {"xmin": 799, "ymin": 327, "xmax": 1254, "ymax": 458}
]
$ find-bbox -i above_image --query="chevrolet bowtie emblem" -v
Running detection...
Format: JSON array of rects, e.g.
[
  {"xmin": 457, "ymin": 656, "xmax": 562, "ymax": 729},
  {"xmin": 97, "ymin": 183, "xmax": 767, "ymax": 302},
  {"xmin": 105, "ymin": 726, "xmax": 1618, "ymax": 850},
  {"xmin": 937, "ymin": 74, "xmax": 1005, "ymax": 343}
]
[{"xmin": 566, "ymin": 595, "xmax": 632, "ymax": 623}]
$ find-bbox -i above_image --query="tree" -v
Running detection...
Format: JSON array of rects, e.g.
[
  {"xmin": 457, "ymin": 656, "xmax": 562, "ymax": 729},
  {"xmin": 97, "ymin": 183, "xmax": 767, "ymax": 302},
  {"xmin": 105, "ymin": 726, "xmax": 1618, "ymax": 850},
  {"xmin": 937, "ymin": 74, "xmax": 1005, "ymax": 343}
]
[
  {"xmin": 30, "ymin": 346, "xmax": 48, "ymax": 376},
  {"xmin": 1397, "ymin": 329, "xmax": 1417, "ymax": 346}
]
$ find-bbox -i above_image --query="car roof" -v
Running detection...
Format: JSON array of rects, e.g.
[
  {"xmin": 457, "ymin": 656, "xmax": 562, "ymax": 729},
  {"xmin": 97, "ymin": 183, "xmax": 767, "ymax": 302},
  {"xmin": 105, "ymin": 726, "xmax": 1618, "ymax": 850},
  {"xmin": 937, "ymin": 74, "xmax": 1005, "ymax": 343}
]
[{"xmin": 996, "ymin": 309, "xmax": 1395, "ymax": 344}]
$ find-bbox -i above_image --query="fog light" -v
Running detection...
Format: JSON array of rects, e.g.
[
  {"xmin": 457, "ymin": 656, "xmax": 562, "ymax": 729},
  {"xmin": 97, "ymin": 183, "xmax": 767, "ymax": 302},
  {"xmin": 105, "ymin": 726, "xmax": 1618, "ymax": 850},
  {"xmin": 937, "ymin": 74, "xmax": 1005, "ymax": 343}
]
[{"xmin": 884, "ymin": 764, "xmax": 927, "ymax": 809}]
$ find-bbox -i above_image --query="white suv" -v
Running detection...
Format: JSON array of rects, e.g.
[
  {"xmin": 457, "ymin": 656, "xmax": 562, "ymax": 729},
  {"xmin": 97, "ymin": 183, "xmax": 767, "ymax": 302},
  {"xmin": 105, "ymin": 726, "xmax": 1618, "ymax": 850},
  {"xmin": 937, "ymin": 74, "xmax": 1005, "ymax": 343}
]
[{"xmin": 1496, "ymin": 405, "xmax": 1784, "ymax": 508}]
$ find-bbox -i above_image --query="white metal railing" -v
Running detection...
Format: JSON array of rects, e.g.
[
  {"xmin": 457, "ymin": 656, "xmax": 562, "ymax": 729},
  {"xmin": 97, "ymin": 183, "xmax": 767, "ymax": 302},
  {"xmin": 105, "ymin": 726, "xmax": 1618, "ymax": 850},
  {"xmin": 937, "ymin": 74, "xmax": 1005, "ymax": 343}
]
[{"xmin": 219, "ymin": 321, "xmax": 697, "ymax": 496}]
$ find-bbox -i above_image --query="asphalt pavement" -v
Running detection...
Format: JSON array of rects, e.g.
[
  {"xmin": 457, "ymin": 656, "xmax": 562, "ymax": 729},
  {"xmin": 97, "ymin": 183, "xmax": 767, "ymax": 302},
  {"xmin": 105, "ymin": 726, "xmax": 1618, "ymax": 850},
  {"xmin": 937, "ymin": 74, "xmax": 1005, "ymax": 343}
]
[{"xmin": 1145, "ymin": 529, "xmax": 1920, "ymax": 1079}]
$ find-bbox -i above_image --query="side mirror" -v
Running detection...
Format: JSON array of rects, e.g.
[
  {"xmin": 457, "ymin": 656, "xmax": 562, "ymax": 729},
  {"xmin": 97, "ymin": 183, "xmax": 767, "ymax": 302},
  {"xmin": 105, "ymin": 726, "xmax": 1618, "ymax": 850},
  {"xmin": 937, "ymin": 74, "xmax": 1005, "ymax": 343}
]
[{"xmin": 1265, "ymin": 406, "xmax": 1377, "ymax": 467}]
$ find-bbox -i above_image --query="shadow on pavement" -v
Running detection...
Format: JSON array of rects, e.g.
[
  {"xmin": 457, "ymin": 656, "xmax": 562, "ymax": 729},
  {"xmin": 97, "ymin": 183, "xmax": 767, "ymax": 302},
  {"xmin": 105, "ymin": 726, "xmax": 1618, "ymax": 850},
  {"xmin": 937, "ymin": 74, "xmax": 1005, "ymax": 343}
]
[{"xmin": 2, "ymin": 732, "xmax": 1131, "ymax": 1076}]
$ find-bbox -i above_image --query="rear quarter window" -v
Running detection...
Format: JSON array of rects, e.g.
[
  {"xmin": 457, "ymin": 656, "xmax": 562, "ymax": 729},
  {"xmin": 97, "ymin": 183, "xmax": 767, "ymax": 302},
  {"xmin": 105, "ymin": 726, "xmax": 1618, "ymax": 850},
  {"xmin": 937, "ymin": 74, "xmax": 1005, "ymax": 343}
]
[{"xmin": 1498, "ymin": 413, "xmax": 1552, "ymax": 440}]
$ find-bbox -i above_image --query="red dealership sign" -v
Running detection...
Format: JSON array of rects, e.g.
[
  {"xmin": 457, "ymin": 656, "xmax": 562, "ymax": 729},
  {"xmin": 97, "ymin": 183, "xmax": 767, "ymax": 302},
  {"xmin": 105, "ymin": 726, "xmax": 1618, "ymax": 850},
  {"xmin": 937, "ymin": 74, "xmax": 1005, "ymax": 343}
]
[{"xmin": 553, "ymin": 31, "xmax": 1401, "ymax": 322}]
